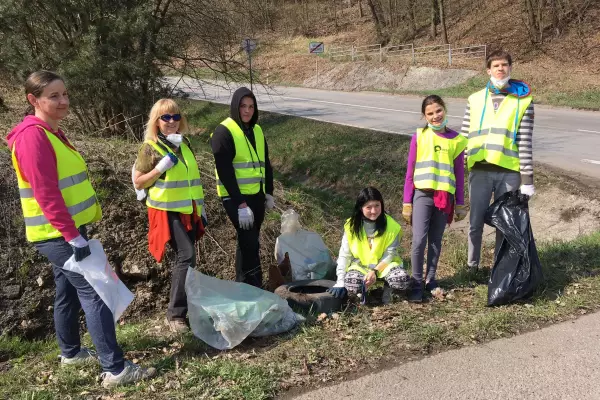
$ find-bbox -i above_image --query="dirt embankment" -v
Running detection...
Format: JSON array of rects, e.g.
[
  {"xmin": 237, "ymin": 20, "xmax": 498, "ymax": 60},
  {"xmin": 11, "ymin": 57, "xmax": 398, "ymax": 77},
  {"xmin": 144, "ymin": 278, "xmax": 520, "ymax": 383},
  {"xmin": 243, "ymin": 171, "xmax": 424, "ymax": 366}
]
[
  {"xmin": 302, "ymin": 64, "xmax": 478, "ymax": 92},
  {"xmin": 0, "ymin": 135, "xmax": 287, "ymax": 338}
]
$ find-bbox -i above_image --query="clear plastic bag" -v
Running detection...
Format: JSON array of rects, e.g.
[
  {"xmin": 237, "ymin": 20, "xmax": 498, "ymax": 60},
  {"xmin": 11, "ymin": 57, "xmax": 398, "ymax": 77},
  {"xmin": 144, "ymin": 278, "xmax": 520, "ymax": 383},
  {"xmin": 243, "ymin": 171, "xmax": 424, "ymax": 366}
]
[
  {"xmin": 185, "ymin": 268, "xmax": 303, "ymax": 350},
  {"xmin": 62, "ymin": 239, "xmax": 134, "ymax": 323},
  {"xmin": 275, "ymin": 209, "xmax": 334, "ymax": 281}
]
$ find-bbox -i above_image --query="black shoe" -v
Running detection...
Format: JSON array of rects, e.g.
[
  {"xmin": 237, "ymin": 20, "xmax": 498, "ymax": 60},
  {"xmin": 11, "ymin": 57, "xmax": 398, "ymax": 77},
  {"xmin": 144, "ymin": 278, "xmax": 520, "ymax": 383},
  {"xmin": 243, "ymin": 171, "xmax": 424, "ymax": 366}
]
[
  {"xmin": 409, "ymin": 283, "xmax": 423, "ymax": 303},
  {"xmin": 425, "ymin": 279, "xmax": 439, "ymax": 292},
  {"xmin": 467, "ymin": 265, "xmax": 478, "ymax": 274}
]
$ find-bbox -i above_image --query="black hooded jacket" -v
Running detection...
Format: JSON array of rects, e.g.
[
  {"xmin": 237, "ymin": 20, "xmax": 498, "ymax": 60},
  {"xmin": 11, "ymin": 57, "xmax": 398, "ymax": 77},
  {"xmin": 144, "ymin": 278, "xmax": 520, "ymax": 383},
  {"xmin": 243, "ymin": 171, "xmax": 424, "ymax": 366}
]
[{"xmin": 210, "ymin": 87, "xmax": 273, "ymax": 206}]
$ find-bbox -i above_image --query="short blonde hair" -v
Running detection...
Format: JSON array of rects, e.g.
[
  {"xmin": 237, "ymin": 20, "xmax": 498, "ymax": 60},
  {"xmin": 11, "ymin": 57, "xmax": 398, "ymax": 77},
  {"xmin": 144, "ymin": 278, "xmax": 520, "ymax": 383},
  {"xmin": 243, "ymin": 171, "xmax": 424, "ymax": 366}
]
[{"xmin": 144, "ymin": 98, "xmax": 189, "ymax": 142}]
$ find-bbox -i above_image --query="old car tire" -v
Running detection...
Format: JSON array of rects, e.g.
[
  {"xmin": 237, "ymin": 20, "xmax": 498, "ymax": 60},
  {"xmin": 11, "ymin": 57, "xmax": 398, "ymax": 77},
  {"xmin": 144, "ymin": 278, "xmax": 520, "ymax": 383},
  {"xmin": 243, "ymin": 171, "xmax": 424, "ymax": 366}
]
[{"xmin": 275, "ymin": 279, "xmax": 342, "ymax": 314}]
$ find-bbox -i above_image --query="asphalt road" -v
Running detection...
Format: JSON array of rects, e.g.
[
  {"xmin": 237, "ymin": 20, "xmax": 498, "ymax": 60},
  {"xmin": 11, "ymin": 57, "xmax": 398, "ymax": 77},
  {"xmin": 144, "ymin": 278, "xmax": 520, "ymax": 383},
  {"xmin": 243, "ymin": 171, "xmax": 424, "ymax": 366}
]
[
  {"xmin": 285, "ymin": 311, "xmax": 600, "ymax": 400},
  {"xmin": 171, "ymin": 78, "xmax": 600, "ymax": 180}
]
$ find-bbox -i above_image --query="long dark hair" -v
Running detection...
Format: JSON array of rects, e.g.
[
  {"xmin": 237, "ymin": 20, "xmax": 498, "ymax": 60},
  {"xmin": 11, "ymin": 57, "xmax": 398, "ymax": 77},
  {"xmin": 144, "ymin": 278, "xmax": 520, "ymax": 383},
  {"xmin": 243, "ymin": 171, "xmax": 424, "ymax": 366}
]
[
  {"xmin": 421, "ymin": 94, "xmax": 446, "ymax": 131},
  {"xmin": 348, "ymin": 187, "xmax": 387, "ymax": 239},
  {"xmin": 24, "ymin": 70, "xmax": 64, "ymax": 116}
]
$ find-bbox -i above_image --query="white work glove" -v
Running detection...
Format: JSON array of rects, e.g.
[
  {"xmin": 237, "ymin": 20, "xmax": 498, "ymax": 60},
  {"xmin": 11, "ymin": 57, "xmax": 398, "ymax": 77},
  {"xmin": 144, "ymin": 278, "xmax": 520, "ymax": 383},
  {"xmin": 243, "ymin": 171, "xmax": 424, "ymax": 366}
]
[
  {"xmin": 238, "ymin": 206, "xmax": 254, "ymax": 230},
  {"xmin": 520, "ymin": 184, "xmax": 535, "ymax": 198},
  {"xmin": 155, "ymin": 153, "xmax": 178, "ymax": 173},
  {"xmin": 265, "ymin": 194, "xmax": 275, "ymax": 211}
]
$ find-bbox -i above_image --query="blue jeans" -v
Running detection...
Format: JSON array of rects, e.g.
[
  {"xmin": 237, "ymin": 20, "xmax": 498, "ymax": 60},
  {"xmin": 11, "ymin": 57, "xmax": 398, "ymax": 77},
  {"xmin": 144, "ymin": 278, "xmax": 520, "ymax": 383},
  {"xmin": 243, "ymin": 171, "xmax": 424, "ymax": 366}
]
[{"xmin": 34, "ymin": 227, "xmax": 124, "ymax": 374}]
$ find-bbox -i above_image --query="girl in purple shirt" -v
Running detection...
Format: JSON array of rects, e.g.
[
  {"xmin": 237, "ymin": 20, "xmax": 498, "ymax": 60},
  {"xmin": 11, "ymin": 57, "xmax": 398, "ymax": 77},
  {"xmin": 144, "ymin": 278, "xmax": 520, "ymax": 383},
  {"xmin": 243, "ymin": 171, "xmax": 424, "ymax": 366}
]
[{"xmin": 402, "ymin": 95, "xmax": 467, "ymax": 302}]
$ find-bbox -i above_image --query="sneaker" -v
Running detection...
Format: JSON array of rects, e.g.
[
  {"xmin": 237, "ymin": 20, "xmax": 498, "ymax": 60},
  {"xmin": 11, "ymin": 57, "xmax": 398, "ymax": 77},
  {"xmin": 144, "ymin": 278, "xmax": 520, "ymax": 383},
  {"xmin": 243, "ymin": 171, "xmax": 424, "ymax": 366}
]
[
  {"xmin": 165, "ymin": 317, "xmax": 189, "ymax": 334},
  {"xmin": 59, "ymin": 347, "xmax": 97, "ymax": 366},
  {"xmin": 101, "ymin": 360, "xmax": 157, "ymax": 388},
  {"xmin": 409, "ymin": 282, "xmax": 424, "ymax": 303},
  {"xmin": 425, "ymin": 279, "xmax": 439, "ymax": 292},
  {"xmin": 381, "ymin": 284, "xmax": 393, "ymax": 305},
  {"xmin": 467, "ymin": 265, "xmax": 478, "ymax": 274}
]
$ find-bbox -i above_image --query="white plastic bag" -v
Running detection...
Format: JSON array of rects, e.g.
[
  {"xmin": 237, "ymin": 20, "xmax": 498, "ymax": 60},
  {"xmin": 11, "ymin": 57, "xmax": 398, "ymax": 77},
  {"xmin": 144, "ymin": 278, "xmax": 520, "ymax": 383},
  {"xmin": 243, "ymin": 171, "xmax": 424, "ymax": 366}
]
[
  {"xmin": 275, "ymin": 209, "xmax": 334, "ymax": 281},
  {"xmin": 131, "ymin": 163, "xmax": 147, "ymax": 201},
  {"xmin": 63, "ymin": 239, "xmax": 134, "ymax": 323},
  {"xmin": 185, "ymin": 268, "xmax": 303, "ymax": 350}
]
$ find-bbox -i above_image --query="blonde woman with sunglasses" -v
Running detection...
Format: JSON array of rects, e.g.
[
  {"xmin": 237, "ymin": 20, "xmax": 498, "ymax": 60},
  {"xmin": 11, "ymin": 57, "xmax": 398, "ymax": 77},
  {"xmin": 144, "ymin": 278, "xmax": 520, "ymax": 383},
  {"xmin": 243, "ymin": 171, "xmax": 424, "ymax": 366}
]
[{"xmin": 133, "ymin": 99, "xmax": 205, "ymax": 333}]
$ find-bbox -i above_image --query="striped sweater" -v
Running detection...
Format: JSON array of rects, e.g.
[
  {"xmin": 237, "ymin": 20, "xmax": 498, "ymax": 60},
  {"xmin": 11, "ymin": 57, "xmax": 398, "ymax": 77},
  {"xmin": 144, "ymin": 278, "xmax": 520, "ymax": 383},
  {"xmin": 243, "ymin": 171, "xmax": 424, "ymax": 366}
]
[{"xmin": 460, "ymin": 91, "xmax": 534, "ymax": 185}]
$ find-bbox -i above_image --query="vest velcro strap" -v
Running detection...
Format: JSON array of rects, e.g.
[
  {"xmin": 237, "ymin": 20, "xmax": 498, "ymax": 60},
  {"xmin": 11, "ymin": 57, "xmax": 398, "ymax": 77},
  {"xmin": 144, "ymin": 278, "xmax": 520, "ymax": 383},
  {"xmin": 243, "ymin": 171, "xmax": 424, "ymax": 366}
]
[
  {"xmin": 153, "ymin": 180, "xmax": 190, "ymax": 189},
  {"xmin": 414, "ymin": 160, "xmax": 454, "ymax": 172},
  {"xmin": 468, "ymin": 127, "xmax": 514, "ymax": 140},
  {"xmin": 58, "ymin": 171, "xmax": 88, "ymax": 190},
  {"xmin": 413, "ymin": 173, "xmax": 456, "ymax": 186},
  {"xmin": 468, "ymin": 144, "xmax": 518, "ymax": 159},
  {"xmin": 146, "ymin": 198, "xmax": 192, "ymax": 210},
  {"xmin": 24, "ymin": 195, "xmax": 97, "ymax": 226}
]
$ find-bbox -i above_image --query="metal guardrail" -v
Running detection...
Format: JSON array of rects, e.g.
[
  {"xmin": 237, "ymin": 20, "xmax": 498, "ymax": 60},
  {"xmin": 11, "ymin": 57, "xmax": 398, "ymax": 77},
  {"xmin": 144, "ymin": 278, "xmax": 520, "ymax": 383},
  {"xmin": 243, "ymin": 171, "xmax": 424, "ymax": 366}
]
[{"xmin": 330, "ymin": 43, "xmax": 487, "ymax": 66}]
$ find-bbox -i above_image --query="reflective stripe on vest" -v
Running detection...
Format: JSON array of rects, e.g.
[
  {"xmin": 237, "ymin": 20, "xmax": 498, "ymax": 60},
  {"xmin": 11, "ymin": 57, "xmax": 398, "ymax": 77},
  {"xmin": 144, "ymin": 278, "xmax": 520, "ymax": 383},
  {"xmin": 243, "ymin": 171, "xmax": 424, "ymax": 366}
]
[
  {"xmin": 212, "ymin": 117, "xmax": 266, "ymax": 197},
  {"xmin": 11, "ymin": 126, "xmax": 101, "ymax": 242},
  {"xmin": 413, "ymin": 128, "xmax": 467, "ymax": 195},
  {"xmin": 145, "ymin": 139, "xmax": 204, "ymax": 216},
  {"xmin": 344, "ymin": 215, "xmax": 403, "ymax": 272},
  {"xmin": 467, "ymin": 87, "xmax": 532, "ymax": 172}
]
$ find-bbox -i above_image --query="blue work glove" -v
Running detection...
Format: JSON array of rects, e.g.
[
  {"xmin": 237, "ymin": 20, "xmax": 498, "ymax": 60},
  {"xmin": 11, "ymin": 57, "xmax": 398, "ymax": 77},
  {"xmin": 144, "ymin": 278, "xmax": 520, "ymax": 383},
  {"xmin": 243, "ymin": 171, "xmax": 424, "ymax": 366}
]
[
  {"xmin": 327, "ymin": 287, "xmax": 347, "ymax": 299},
  {"xmin": 68, "ymin": 235, "xmax": 91, "ymax": 262}
]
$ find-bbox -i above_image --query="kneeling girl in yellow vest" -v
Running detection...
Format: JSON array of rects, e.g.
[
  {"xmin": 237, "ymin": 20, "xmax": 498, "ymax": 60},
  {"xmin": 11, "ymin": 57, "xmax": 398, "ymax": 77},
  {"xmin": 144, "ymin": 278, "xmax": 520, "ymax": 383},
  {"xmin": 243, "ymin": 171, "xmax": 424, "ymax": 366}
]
[
  {"xmin": 133, "ymin": 99, "xmax": 205, "ymax": 333},
  {"xmin": 327, "ymin": 187, "xmax": 410, "ymax": 301},
  {"xmin": 7, "ymin": 71, "xmax": 155, "ymax": 387},
  {"xmin": 402, "ymin": 95, "xmax": 467, "ymax": 303}
]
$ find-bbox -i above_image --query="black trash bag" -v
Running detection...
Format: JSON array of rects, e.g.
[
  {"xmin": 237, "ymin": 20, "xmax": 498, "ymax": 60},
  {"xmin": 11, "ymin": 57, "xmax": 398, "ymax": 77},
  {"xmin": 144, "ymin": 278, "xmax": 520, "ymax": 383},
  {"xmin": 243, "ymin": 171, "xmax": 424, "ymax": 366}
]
[{"xmin": 484, "ymin": 190, "xmax": 543, "ymax": 306}]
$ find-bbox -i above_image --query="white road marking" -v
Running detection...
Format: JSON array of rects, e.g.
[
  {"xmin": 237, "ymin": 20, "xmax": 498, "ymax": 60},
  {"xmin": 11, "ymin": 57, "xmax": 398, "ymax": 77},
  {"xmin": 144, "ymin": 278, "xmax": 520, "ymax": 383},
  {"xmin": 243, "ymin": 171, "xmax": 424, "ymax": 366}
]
[
  {"xmin": 578, "ymin": 129, "xmax": 600, "ymax": 134},
  {"xmin": 581, "ymin": 159, "xmax": 600, "ymax": 165}
]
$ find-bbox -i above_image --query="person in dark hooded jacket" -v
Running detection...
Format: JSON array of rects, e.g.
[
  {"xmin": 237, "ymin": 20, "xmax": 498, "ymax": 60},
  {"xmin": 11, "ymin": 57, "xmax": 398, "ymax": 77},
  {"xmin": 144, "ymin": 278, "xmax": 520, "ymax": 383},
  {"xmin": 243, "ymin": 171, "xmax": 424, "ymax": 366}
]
[{"xmin": 211, "ymin": 87, "xmax": 274, "ymax": 288}]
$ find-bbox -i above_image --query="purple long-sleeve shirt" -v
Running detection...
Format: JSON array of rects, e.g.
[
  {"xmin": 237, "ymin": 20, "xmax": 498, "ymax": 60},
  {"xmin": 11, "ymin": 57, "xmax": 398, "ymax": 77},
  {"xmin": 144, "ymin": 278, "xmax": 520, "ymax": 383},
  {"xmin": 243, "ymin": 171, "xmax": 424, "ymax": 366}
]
[{"xmin": 403, "ymin": 128, "xmax": 465, "ymax": 205}]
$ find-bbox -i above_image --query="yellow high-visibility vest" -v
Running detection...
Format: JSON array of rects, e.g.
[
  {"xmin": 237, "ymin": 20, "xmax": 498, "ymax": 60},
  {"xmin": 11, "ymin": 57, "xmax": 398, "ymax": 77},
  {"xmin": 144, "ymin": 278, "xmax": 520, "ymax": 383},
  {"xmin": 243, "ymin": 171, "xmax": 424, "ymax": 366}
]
[
  {"xmin": 11, "ymin": 126, "xmax": 101, "ymax": 242},
  {"xmin": 145, "ymin": 138, "xmax": 204, "ymax": 216},
  {"xmin": 212, "ymin": 117, "xmax": 265, "ymax": 197},
  {"xmin": 467, "ymin": 87, "xmax": 532, "ymax": 171},
  {"xmin": 414, "ymin": 127, "xmax": 467, "ymax": 195},
  {"xmin": 344, "ymin": 215, "xmax": 403, "ymax": 278}
]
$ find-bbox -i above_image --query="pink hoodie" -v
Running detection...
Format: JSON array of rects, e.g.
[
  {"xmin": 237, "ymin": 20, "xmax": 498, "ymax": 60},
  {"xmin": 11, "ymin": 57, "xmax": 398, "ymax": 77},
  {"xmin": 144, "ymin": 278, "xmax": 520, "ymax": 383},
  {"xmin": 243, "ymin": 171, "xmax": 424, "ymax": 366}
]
[{"xmin": 6, "ymin": 115, "xmax": 80, "ymax": 241}]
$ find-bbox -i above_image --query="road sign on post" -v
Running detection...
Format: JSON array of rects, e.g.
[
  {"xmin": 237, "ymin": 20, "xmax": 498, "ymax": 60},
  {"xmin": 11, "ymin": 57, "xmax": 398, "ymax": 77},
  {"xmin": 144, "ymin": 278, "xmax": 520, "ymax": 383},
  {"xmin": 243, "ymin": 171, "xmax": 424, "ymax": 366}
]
[
  {"xmin": 309, "ymin": 42, "xmax": 325, "ymax": 54},
  {"xmin": 308, "ymin": 42, "xmax": 325, "ymax": 86},
  {"xmin": 241, "ymin": 38, "xmax": 257, "ymax": 92}
]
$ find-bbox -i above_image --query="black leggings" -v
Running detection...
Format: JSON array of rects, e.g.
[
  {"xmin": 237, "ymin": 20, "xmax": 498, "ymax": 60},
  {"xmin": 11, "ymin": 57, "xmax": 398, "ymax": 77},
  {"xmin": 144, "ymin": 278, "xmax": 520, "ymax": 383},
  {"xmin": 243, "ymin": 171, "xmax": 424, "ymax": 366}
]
[{"xmin": 166, "ymin": 212, "xmax": 198, "ymax": 320}]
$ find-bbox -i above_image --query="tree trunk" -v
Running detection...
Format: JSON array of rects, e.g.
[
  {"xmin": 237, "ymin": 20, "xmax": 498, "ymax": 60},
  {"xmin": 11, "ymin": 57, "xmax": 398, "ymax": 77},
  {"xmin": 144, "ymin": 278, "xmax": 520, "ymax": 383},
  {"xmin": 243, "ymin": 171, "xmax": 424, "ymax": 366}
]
[
  {"xmin": 430, "ymin": 0, "xmax": 437, "ymax": 39},
  {"xmin": 437, "ymin": 0, "xmax": 448, "ymax": 44},
  {"xmin": 407, "ymin": 0, "xmax": 416, "ymax": 38},
  {"xmin": 367, "ymin": 0, "xmax": 385, "ymax": 40}
]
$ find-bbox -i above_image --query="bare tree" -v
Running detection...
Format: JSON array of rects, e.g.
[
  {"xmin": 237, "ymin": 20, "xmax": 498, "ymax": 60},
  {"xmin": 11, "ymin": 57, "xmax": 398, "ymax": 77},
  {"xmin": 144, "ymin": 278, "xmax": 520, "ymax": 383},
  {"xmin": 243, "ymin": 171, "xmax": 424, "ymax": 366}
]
[{"xmin": 437, "ymin": 0, "xmax": 448, "ymax": 44}]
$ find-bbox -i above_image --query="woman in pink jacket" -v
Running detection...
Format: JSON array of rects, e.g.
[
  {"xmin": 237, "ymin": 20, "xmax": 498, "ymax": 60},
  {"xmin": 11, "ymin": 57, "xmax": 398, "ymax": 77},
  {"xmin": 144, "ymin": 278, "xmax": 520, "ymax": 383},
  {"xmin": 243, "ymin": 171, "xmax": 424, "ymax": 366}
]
[{"xmin": 7, "ymin": 70, "xmax": 154, "ymax": 388}]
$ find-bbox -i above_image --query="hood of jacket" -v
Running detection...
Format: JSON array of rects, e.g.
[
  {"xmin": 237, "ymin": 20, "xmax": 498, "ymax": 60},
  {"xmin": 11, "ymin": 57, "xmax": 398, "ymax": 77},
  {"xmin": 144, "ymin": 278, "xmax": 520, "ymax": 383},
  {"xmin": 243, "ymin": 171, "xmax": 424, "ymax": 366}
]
[
  {"xmin": 6, "ymin": 115, "xmax": 55, "ymax": 150},
  {"xmin": 230, "ymin": 87, "xmax": 258, "ymax": 129}
]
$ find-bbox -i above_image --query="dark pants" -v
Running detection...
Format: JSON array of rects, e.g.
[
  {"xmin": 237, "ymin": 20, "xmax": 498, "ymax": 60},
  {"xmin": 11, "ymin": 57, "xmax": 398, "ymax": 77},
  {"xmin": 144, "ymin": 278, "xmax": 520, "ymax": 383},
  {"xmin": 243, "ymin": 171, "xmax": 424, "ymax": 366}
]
[
  {"xmin": 411, "ymin": 190, "xmax": 450, "ymax": 284},
  {"xmin": 222, "ymin": 193, "xmax": 266, "ymax": 288},
  {"xmin": 34, "ymin": 226, "xmax": 124, "ymax": 374},
  {"xmin": 166, "ymin": 212, "xmax": 198, "ymax": 321}
]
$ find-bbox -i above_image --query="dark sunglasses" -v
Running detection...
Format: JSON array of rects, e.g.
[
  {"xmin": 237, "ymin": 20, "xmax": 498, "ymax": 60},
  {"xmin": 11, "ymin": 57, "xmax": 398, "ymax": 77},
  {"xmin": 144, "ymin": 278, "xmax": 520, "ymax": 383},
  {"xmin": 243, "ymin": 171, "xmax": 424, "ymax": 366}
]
[{"xmin": 159, "ymin": 113, "xmax": 182, "ymax": 122}]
